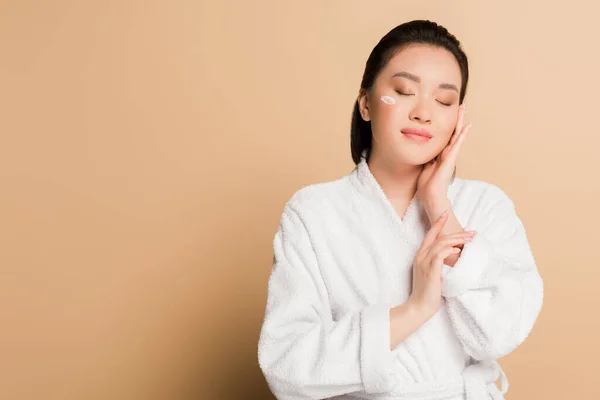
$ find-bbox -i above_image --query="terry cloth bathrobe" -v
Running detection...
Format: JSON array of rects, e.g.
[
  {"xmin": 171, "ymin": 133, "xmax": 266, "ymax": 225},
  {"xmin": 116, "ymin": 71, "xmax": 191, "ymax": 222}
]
[{"xmin": 258, "ymin": 153, "xmax": 544, "ymax": 400}]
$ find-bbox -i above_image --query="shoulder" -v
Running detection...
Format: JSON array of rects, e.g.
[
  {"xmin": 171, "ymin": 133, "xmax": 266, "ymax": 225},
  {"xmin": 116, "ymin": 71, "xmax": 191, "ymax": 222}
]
[
  {"xmin": 450, "ymin": 177, "xmax": 516, "ymax": 212},
  {"xmin": 283, "ymin": 175, "xmax": 352, "ymax": 216},
  {"xmin": 450, "ymin": 178, "xmax": 529, "ymax": 238},
  {"xmin": 273, "ymin": 176, "xmax": 351, "ymax": 238}
]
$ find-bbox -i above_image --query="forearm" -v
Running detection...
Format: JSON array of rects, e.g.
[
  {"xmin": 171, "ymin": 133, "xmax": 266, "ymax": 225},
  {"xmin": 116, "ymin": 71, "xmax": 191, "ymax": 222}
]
[
  {"xmin": 389, "ymin": 301, "xmax": 429, "ymax": 350},
  {"xmin": 424, "ymin": 199, "xmax": 465, "ymax": 267}
]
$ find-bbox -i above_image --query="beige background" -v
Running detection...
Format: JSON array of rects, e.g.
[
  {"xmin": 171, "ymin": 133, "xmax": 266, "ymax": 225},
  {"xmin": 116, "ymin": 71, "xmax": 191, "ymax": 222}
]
[{"xmin": 1, "ymin": 1, "xmax": 597, "ymax": 399}]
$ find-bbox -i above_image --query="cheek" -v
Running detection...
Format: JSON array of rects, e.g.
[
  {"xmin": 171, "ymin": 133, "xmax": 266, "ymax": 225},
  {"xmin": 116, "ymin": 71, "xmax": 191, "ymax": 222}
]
[
  {"xmin": 374, "ymin": 101, "xmax": 408, "ymax": 125},
  {"xmin": 377, "ymin": 104, "xmax": 396, "ymax": 122},
  {"xmin": 430, "ymin": 115, "xmax": 458, "ymax": 151},
  {"xmin": 440, "ymin": 114, "xmax": 458, "ymax": 139}
]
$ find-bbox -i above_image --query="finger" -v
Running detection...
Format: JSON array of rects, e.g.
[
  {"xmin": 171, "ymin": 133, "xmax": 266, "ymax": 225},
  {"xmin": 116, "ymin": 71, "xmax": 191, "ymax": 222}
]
[
  {"xmin": 429, "ymin": 234, "xmax": 474, "ymax": 251},
  {"xmin": 435, "ymin": 234, "xmax": 477, "ymax": 247},
  {"xmin": 426, "ymin": 231, "xmax": 476, "ymax": 261},
  {"xmin": 448, "ymin": 104, "xmax": 466, "ymax": 146},
  {"xmin": 447, "ymin": 123, "xmax": 472, "ymax": 164},
  {"xmin": 427, "ymin": 244, "xmax": 463, "ymax": 270},
  {"xmin": 437, "ymin": 230, "xmax": 477, "ymax": 240},
  {"xmin": 449, "ymin": 124, "xmax": 462, "ymax": 147},
  {"xmin": 427, "ymin": 236, "xmax": 472, "ymax": 258},
  {"xmin": 421, "ymin": 210, "xmax": 450, "ymax": 250},
  {"xmin": 449, "ymin": 104, "xmax": 466, "ymax": 147}
]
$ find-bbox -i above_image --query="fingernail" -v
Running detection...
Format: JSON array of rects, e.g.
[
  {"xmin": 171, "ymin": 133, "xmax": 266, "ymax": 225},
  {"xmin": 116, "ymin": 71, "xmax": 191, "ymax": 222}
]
[{"xmin": 441, "ymin": 209, "xmax": 449, "ymax": 218}]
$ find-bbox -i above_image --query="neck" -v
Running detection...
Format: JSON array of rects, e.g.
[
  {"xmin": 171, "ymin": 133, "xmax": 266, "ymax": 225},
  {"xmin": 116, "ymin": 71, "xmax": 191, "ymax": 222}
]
[{"xmin": 367, "ymin": 149, "xmax": 423, "ymax": 203}]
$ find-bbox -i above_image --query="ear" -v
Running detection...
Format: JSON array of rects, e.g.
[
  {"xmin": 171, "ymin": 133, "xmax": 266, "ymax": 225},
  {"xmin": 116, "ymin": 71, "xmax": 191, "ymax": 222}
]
[{"xmin": 357, "ymin": 90, "xmax": 371, "ymax": 122}]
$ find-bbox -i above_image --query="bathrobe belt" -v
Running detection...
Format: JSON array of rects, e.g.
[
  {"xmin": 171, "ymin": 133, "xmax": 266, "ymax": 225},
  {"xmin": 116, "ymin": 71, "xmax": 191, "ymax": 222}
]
[{"xmin": 347, "ymin": 359, "xmax": 509, "ymax": 400}]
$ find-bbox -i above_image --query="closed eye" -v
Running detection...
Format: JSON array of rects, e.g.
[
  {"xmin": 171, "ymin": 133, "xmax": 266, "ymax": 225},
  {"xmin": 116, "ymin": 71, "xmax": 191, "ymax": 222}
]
[
  {"xmin": 396, "ymin": 90, "xmax": 452, "ymax": 107},
  {"xmin": 396, "ymin": 90, "xmax": 453, "ymax": 107}
]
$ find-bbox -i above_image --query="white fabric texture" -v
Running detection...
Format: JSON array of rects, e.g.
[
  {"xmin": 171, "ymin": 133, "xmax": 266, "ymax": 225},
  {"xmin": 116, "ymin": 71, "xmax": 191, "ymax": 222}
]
[{"xmin": 258, "ymin": 153, "xmax": 544, "ymax": 400}]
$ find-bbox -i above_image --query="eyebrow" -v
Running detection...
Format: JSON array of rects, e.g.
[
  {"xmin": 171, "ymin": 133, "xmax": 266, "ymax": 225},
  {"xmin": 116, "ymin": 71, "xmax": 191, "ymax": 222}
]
[{"xmin": 392, "ymin": 71, "xmax": 458, "ymax": 93}]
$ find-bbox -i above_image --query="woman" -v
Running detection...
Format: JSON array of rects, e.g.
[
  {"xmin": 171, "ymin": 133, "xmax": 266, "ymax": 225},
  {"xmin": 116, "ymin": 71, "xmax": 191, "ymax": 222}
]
[{"xmin": 258, "ymin": 20, "xmax": 544, "ymax": 400}]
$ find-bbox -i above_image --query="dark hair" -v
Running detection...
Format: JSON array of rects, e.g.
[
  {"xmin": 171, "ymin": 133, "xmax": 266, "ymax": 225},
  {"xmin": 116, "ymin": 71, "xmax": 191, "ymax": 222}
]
[{"xmin": 350, "ymin": 20, "xmax": 469, "ymax": 170}]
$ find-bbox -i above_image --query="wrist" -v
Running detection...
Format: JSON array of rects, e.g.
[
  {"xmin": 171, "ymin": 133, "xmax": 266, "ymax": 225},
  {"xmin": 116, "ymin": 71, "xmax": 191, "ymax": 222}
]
[
  {"xmin": 389, "ymin": 300, "xmax": 432, "ymax": 348},
  {"xmin": 424, "ymin": 199, "xmax": 452, "ymax": 222},
  {"xmin": 404, "ymin": 298, "xmax": 435, "ymax": 323}
]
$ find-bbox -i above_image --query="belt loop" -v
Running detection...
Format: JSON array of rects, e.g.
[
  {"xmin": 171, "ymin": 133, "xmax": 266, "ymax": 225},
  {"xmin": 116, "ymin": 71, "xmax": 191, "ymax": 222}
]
[
  {"xmin": 463, "ymin": 362, "xmax": 488, "ymax": 400},
  {"xmin": 463, "ymin": 359, "xmax": 510, "ymax": 399},
  {"xmin": 495, "ymin": 360, "xmax": 509, "ymax": 394}
]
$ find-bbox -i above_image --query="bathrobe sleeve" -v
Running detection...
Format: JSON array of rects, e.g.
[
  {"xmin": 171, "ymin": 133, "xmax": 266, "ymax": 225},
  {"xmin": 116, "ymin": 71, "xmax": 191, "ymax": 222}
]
[
  {"xmin": 258, "ymin": 202, "xmax": 396, "ymax": 399},
  {"xmin": 441, "ymin": 186, "xmax": 544, "ymax": 361}
]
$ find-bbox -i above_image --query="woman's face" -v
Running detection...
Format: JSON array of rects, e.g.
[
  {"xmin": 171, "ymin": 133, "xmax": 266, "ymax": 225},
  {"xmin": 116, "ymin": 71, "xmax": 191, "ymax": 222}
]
[{"xmin": 358, "ymin": 44, "xmax": 463, "ymax": 166}]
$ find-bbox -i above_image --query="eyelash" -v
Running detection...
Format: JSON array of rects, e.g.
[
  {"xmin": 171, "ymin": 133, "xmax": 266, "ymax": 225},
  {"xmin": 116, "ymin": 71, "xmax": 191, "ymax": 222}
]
[{"xmin": 395, "ymin": 90, "xmax": 452, "ymax": 107}]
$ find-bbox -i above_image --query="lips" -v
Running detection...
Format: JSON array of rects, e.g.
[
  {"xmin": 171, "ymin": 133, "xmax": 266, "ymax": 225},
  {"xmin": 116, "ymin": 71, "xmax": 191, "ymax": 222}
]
[{"xmin": 400, "ymin": 127, "xmax": 432, "ymax": 138}]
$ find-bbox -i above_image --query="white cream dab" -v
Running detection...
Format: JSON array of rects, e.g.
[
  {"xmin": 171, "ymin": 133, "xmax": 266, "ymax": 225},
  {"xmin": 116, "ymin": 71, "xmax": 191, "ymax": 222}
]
[{"xmin": 380, "ymin": 95, "xmax": 395, "ymax": 105}]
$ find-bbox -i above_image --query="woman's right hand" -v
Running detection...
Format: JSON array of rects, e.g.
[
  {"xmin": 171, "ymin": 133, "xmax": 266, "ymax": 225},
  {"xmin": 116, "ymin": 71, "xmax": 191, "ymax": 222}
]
[{"xmin": 407, "ymin": 210, "xmax": 477, "ymax": 319}]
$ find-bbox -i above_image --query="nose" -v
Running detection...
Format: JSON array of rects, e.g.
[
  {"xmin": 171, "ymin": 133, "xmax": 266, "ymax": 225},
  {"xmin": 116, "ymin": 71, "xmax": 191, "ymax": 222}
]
[{"xmin": 409, "ymin": 102, "xmax": 432, "ymax": 124}]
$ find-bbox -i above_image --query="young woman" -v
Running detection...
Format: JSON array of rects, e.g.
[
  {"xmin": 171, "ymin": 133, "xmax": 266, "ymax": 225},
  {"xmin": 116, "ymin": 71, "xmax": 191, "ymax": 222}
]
[{"xmin": 258, "ymin": 20, "xmax": 544, "ymax": 400}]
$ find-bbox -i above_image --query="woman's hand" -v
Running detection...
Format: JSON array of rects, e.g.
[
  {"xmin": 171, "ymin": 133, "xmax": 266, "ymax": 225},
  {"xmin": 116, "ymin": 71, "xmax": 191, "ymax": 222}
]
[
  {"xmin": 417, "ymin": 104, "xmax": 471, "ymax": 216},
  {"xmin": 408, "ymin": 209, "xmax": 477, "ymax": 318}
]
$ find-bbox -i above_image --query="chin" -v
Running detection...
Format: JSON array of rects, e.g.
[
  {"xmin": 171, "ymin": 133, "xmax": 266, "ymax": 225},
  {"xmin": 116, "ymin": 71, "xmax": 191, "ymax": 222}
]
[{"xmin": 394, "ymin": 152, "xmax": 431, "ymax": 166}]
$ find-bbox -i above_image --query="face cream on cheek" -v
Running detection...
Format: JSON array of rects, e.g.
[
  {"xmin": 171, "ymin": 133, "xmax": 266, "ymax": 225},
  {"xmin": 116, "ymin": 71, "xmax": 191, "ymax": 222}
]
[{"xmin": 380, "ymin": 95, "xmax": 396, "ymax": 105}]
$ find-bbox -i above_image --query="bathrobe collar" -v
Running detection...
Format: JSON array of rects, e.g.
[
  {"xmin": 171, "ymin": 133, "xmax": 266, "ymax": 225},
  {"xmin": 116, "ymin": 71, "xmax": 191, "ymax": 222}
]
[{"xmin": 349, "ymin": 149, "xmax": 429, "ymax": 247}]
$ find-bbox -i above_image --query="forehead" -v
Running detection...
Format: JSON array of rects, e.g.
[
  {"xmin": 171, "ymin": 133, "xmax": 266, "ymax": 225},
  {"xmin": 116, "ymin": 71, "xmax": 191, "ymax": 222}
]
[{"xmin": 380, "ymin": 44, "xmax": 462, "ymax": 86}]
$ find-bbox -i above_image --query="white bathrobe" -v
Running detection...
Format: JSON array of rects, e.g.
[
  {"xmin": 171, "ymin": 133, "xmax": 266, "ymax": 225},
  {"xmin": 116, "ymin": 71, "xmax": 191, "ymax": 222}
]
[{"xmin": 258, "ymin": 154, "xmax": 544, "ymax": 400}]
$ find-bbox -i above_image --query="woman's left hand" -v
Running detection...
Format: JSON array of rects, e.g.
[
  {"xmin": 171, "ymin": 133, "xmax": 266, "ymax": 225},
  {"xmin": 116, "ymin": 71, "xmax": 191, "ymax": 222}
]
[{"xmin": 417, "ymin": 104, "xmax": 471, "ymax": 217}]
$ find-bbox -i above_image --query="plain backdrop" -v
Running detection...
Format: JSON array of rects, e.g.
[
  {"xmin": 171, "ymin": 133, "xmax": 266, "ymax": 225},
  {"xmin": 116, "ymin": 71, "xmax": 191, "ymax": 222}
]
[{"xmin": 1, "ymin": 1, "xmax": 598, "ymax": 399}]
